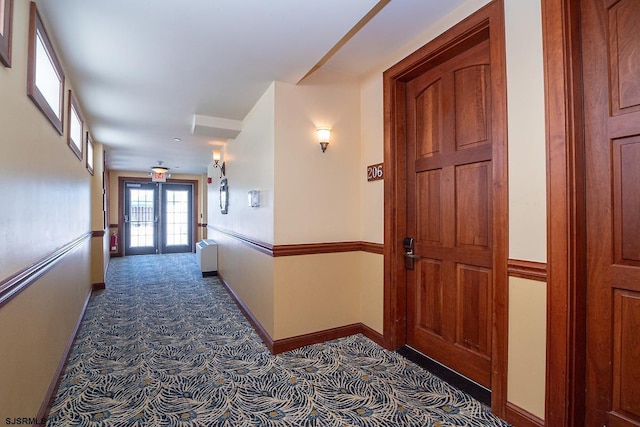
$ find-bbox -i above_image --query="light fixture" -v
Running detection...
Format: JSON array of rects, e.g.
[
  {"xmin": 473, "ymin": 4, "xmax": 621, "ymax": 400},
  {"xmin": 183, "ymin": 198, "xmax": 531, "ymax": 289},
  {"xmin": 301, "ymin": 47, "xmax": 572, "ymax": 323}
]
[
  {"xmin": 151, "ymin": 161, "xmax": 169, "ymax": 174},
  {"xmin": 317, "ymin": 127, "xmax": 331, "ymax": 153},
  {"xmin": 212, "ymin": 150, "xmax": 226, "ymax": 178}
]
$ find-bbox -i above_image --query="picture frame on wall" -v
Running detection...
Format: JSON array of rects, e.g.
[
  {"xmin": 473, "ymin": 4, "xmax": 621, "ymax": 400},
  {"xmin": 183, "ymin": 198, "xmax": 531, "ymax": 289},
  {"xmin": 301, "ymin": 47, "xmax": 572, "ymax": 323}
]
[
  {"xmin": 0, "ymin": 0, "xmax": 14, "ymax": 67},
  {"xmin": 220, "ymin": 178, "xmax": 228, "ymax": 214}
]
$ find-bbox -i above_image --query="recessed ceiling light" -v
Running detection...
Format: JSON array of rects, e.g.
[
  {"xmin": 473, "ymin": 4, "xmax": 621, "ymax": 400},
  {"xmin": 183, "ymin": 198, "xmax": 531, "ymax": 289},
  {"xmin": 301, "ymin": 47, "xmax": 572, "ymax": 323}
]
[{"xmin": 173, "ymin": 137, "xmax": 182, "ymax": 142}]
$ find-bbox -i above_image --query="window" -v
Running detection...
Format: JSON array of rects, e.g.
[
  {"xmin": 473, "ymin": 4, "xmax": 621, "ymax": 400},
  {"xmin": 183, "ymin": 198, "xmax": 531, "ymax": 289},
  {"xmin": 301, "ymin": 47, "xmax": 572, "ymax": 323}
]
[
  {"xmin": 0, "ymin": 0, "xmax": 12, "ymax": 67},
  {"xmin": 86, "ymin": 133, "xmax": 94, "ymax": 175},
  {"xmin": 67, "ymin": 91, "xmax": 83, "ymax": 160},
  {"xmin": 27, "ymin": 2, "xmax": 65, "ymax": 134}
]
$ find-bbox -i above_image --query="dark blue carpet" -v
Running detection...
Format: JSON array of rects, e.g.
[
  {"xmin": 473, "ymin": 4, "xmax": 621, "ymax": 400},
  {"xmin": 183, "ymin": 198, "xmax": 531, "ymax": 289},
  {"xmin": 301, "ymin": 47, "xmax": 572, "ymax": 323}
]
[{"xmin": 47, "ymin": 253, "xmax": 509, "ymax": 426}]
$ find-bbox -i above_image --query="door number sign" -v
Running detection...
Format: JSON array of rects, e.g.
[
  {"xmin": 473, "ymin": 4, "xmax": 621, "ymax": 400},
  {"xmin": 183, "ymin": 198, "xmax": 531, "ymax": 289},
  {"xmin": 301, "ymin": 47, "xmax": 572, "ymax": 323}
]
[{"xmin": 367, "ymin": 163, "xmax": 384, "ymax": 181}]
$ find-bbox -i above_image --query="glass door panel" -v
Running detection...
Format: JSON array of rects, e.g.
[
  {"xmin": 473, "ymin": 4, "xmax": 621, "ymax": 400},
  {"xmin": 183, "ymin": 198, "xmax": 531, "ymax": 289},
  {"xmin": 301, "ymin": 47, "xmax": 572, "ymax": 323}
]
[
  {"xmin": 161, "ymin": 184, "xmax": 193, "ymax": 253},
  {"xmin": 124, "ymin": 182, "xmax": 158, "ymax": 255}
]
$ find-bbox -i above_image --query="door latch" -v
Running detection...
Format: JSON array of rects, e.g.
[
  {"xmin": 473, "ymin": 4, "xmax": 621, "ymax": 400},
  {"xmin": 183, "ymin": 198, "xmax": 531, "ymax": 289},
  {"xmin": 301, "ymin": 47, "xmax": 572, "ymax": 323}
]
[{"xmin": 403, "ymin": 237, "xmax": 420, "ymax": 270}]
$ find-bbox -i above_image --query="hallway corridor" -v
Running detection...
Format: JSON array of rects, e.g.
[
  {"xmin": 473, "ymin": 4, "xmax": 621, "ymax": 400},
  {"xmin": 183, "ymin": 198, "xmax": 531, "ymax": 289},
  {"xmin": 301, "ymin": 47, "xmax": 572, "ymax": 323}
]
[{"xmin": 46, "ymin": 254, "xmax": 508, "ymax": 426}]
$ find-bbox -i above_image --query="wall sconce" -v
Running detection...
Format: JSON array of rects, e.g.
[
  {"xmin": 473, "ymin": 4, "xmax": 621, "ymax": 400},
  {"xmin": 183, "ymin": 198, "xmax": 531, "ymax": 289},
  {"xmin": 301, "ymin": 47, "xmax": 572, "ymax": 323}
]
[
  {"xmin": 317, "ymin": 127, "xmax": 331, "ymax": 153},
  {"xmin": 212, "ymin": 150, "xmax": 226, "ymax": 178}
]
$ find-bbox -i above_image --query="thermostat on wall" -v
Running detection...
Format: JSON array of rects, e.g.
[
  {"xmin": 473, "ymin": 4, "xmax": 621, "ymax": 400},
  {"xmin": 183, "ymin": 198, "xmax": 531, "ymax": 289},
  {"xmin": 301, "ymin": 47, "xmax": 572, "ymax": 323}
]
[{"xmin": 248, "ymin": 190, "xmax": 260, "ymax": 208}]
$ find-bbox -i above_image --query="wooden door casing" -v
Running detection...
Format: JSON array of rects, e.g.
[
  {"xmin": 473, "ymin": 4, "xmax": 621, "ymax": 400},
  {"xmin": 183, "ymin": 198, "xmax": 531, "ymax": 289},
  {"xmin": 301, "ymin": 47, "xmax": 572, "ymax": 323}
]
[
  {"xmin": 583, "ymin": 0, "xmax": 640, "ymax": 425},
  {"xmin": 405, "ymin": 39, "xmax": 493, "ymax": 387},
  {"xmin": 383, "ymin": 0, "xmax": 508, "ymax": 415}
]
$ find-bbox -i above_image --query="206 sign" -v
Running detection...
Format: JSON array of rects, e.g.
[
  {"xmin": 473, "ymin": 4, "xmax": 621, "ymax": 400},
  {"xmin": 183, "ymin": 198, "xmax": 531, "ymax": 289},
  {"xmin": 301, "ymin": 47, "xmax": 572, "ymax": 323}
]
[{"xmin": 367, "ymin": 163, "xmax": 384, "ymax": 181}]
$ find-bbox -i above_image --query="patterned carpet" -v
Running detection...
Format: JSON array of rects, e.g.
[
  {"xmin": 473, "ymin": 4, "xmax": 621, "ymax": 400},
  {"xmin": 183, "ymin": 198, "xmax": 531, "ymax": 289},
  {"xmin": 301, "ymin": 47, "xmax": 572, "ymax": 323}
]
[{"xmin": 47, "ymin": 253, "xmax": 509, "ymax": 426}]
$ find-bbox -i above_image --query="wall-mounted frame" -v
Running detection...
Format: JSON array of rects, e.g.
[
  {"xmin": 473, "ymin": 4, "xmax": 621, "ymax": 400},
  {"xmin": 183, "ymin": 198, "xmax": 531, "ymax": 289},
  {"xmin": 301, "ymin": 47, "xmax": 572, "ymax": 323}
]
[
  {"xmin": 67, "ymin": 90, "xmax": 83, "ymax": 160},
  {"xmin": 220, "ymin": 178, "xmax": 228, "ymax": 214},
  {"xmin": 86, "ymin": 132, "xmax": 94, "ymax": 175},
  {"xmin": 0, "ymin": 0, "xmax": 13, "ymax": 67},
  {"xmin": 27, "ymin": 2, "xmax": 65, "ymax": 134}
]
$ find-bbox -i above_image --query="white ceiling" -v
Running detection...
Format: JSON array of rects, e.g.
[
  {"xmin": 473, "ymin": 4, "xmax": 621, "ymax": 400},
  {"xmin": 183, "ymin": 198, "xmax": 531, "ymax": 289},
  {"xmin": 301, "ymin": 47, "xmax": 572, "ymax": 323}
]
[{"xmin": 37, "ymin": 0, "xmax": 467, "ymax": 175}]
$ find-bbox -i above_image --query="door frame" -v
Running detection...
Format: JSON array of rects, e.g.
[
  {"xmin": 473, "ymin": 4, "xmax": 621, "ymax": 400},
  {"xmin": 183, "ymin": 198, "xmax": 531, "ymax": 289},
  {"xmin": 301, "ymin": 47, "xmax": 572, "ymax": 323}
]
[
  {"xmin": 382, "ymin": 0, "xmax": 509, "ymax": 416},
  {"xmin": 540, "ymin": 0, "xmax": 586, "ymax": 425},
  {"xmin": 117, "ymin": 176, "xmax": 200, "ymax": 256}
]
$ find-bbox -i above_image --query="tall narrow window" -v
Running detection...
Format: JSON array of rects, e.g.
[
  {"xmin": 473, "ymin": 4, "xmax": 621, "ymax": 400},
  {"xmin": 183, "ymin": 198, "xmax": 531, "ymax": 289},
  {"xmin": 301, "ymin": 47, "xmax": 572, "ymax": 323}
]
[
  {"xmin": 27, "ymin": 2, "xmax": 65, "ymax": 134},
  {"xmin": 0, "ymin": 0, "xmax": 12, "ymax": 67},
  {"xmin": 67, "ymin": 91, "xmax": 83, "ymax": 160}
]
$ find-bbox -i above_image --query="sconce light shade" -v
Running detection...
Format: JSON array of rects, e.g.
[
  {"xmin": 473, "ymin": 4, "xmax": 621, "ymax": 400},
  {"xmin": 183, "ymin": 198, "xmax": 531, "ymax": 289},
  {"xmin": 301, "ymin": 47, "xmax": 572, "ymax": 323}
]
[
  {"xmin": 317, "ymin": 127, "xmax": 331, "ymax": 153},
  {"xmin": 212, "ymin": 150, "xmax": 221, "ymax": 164},
  {"xmin": 212, "ymin": 149, "xmax": 226, "ymax": 178}
]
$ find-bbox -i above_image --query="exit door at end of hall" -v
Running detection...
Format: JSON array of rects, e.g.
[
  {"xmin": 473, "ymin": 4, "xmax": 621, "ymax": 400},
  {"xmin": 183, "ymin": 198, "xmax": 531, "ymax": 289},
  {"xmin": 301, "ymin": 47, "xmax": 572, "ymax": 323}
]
[{"xmin": 124, "ymin": 181, "xmax": 194, "ymax": 255}]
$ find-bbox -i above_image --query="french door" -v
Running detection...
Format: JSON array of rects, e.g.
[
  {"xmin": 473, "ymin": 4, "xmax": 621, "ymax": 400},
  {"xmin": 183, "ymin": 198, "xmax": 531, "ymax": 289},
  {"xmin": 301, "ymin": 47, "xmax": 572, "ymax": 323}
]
[{"xmin": 124, "ymin": 181, "xmax": 193, "ymax": 255}]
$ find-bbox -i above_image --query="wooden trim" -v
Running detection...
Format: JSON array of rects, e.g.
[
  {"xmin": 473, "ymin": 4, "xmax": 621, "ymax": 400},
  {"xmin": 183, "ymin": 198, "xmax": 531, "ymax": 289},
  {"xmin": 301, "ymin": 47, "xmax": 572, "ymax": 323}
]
[
  {"xmin": 209, "ymin": 225, "xmax": 384, "ymax": 257},
  {"xmin": 507, "ymin": 259, "xmax": 547, "ymax": 282},
  {"xmin": 360, "ymin": 241, "xmax": 384, "ymax": 255},
  {"xmin": 91, "ymin": 230, "xmax": 106, "ymax": 238},
  {"xmin": 273, "ymin": 242, "xmax": 362, "ymax": 257},
  {"xmin": 541, "ymin": 0, "xmax": 586, "ymax": 425},
  {"xmin": 36, "ymin": 289, "xmax": 92, "ymax": 424},
  {"xmin": 0, "ymin": 233, "xmax": 91, "ymax": 308},
  {"xmin": 273, "ymin": 323, "xmax": 362, "ymax": 354},
  {"xmin": 217, "ymin": 273, "xmax": 275, "ymax": 352},
  {"xmin": 92, "ymin": 282, "xmax": 105, "ymax": 290},
  {"xmin": 383, "ymin": 0, "xmax": 508, "ymax": 417},
  {"xmin": 360, "ymin": 322, "xmax": 385, "ymax": 347},
  {"xmin": 505, "ymin": 402, "xmax": 545, "ymax": 427}
]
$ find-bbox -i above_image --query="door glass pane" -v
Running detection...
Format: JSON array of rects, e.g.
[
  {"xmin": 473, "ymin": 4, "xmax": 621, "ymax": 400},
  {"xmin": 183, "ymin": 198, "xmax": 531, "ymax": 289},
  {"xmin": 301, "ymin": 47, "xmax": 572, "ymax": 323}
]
[
  {"xmin": 129, "ymin": 189, "xmax": 155, "ymax": 248},
  {"xmin": 165, "ymin": 190, "xmax": 189, "ymax": 246}
]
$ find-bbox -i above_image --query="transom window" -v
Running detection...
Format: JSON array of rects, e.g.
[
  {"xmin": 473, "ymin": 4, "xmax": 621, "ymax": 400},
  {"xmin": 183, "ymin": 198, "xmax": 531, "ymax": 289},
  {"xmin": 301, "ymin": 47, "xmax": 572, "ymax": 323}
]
[
  {"xmin": 27, "ymin": 2, "xmax": 65, "ymax": 134},
  {"xmin": 67, "ymin": 92, "xmax": 83, "ymax": 160}
]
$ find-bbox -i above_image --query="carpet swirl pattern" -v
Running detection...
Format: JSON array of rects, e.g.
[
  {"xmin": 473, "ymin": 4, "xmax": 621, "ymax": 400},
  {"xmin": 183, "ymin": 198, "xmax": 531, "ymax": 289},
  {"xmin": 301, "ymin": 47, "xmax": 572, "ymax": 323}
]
[{"xmin": 47, "ymin": 253, "xmax": 509, "ymax": 426}]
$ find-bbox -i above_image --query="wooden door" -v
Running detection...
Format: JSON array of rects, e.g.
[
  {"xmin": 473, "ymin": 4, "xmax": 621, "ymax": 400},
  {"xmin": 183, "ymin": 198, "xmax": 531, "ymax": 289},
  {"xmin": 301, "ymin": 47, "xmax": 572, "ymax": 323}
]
[
  {"xmin": 583, "ymin": 0, "xmax": 640, "ymax": 425},
  {"xmin": 405, "ymin": 38, "xmax": 493, "ymax": 388}
]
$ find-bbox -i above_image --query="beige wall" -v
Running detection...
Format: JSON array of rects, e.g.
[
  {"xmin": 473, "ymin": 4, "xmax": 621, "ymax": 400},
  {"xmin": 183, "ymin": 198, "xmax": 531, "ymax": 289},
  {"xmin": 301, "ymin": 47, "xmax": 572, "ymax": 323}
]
[
  {"xmin": 508, "ymin": 277, "xmax": 547, "ymax": 418},
  {"xmin": 273, "ymin": 253, "xmax": 361, "ymax": 339},
  {"xmin": 504, "ymin": 0, "xmax": 547, "ymax": 417},
  {"xmin": 0, "ymin": 0, "xmax": 93, "ymax": 420},
  {"xmin": 0, "ymin": 1, "xmax": 91, "ymax": 278},
  {"xmin": 206, "ymin": 85, "xmax": 277, "ymax": 335},
  {"xmin": 90, "ymin": 144, "xmax": 110, "ymax": 285},
  {"xmin": 208, "ymin": 84, "xmax": 276, "ymax": 244},
  {"xmin": 274, "ymin": 70, "xmax": 361, "ymax": 244},
  {"xmin": 209, "ymin": 228, "xmax": 275, "ymax": 337},
  {"xmin": 0, "ymin": 248, "xmax": 91, "ymax": 421},
  {"xmin": 505, "ymin": 0, "xmax": 547, "ymax": 263},
  {"xmin": 207, "ymin": 0, "xmax": 549, "ymax": 417}
]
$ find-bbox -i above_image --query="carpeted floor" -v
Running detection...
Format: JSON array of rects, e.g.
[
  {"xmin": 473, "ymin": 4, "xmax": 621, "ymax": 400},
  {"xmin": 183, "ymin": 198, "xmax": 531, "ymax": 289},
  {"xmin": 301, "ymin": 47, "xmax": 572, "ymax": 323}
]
[{"xmin": 46, "ymin": 253, "xmax": 509, "ymax": 426}]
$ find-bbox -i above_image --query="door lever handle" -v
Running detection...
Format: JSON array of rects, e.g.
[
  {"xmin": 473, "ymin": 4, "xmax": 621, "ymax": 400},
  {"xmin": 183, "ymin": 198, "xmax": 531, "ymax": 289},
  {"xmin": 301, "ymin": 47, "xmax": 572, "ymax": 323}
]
[
  {"xmin": 404, "ymin": 252, "xmax": 422, "ymax": 270},
  {"xmin": 403, "ymin": 237, "xmax": 417, "ymax": 270}
]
